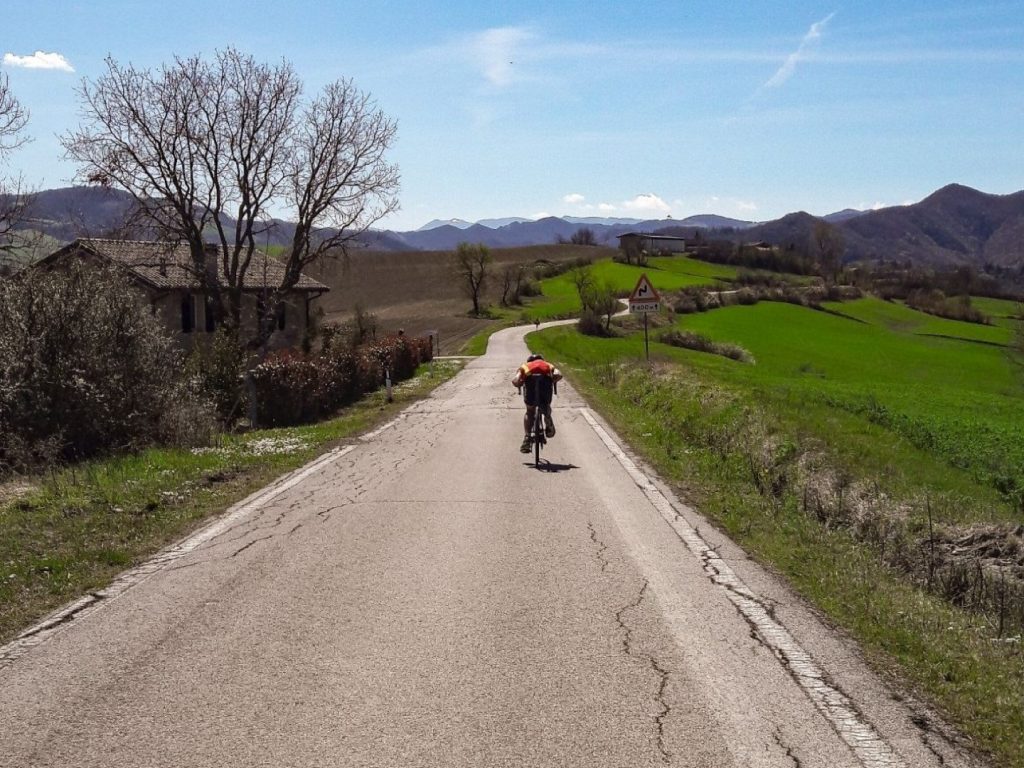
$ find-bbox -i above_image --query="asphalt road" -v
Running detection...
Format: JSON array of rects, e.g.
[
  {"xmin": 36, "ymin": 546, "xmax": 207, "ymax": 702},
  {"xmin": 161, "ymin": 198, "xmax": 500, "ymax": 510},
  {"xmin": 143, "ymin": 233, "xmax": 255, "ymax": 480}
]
[{"xmin": 0, "ymin": 324, "xmax": 981, "ymax": 767}]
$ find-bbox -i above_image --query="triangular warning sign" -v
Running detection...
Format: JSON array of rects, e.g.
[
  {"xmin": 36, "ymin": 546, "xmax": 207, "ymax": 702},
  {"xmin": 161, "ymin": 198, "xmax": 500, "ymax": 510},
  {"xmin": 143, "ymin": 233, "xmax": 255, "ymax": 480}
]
[{"xmin": 629, "ymin": 274, "xmax": 660, "ymax": 302}]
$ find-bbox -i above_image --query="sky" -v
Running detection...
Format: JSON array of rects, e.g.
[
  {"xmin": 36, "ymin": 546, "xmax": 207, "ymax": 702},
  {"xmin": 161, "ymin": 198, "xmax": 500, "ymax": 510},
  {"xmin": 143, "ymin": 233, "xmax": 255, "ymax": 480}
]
[{"xmin": 3, "ymin": 1, "xmax": 1024, "ymax": 231}]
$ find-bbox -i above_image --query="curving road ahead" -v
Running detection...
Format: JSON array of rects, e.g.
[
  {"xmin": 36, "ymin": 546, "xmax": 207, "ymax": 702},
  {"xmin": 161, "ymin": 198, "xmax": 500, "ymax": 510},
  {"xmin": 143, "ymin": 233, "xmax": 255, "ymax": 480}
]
[{"xmin": 0, "ymin": 323, "xmax": 979, "ymax": 767}]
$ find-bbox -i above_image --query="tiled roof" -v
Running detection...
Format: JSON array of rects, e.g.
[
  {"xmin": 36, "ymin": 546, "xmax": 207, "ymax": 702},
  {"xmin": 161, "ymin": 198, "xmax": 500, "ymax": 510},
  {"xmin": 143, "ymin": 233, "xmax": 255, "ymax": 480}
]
[{"xmin": 47, "ymin": 239, "xmax": 329, "ymax": 292}]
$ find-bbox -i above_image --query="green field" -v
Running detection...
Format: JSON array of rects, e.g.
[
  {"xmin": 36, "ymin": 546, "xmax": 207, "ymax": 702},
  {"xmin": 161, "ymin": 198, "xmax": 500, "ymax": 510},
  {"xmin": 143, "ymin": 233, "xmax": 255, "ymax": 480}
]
[
  {"xmin": 679, "ymin": 298, "xmax": 1024, "ymax": 505},
  {"xmin": 531, "ymin": 295, "xmax": 1024, "ymax": 765},
  {"xmin": 973, "ymin": 296, "xmax": 1024, "ymax": 329},
  {"xmin": 520, "ymin": 255, "xmax": 736, "ymax": 321}
]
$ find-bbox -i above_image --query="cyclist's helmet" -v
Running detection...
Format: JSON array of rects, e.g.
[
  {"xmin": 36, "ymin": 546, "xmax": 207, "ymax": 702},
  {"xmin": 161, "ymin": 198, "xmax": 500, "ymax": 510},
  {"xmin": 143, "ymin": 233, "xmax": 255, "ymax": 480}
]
[{"xmin": 527, "ymin": 353, "xmax": 544, "ymax": 362}]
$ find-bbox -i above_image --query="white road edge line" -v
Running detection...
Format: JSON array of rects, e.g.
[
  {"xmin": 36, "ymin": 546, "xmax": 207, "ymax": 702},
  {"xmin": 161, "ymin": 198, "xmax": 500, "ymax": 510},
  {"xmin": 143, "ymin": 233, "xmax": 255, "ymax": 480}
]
[
  {"xmin": 0, "ymin": 363, "xmax": 445, "ymax": 671},
  {"xmin": 0, "ymin": 444, "xmax": 356, "ymax": 671},
  {"xmin": 579, "ymin": 407, "xmax": 906, "ymax": 768}
]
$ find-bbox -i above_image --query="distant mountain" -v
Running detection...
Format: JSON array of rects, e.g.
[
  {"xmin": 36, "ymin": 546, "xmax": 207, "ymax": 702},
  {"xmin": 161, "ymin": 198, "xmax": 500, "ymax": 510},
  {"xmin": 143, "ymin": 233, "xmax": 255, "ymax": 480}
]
[
  {"xmin": 733, "ymin": 212, "xmax": 824, "ymax": 249},
  {"xmin": 823, "ymin": 208, "xmax": 866, "ymax": 224},
  {"xmin": 9, "ymin": 183, "xmax": 1024, "ymax": 269},
  {"xmin": 18, "ymin": 187, "xmax": 138, "ymax": 241},
  {"xmin": 562, "ymin": 216, "xmax": 643, "ymax": 227},
  {"xmin": 418, "ymin": 218, "xmax": 474, "ymax": 231},
  {"xmin": 476, "ymin": 216, "xmax": 533, "ymax": 229},
  {"xmin": 840, "ymin": 184, "xmax": 1024, "ymax": 266},
  {"xmin": 674, "ymin": 214, "xmax": 756, "ymax": 230}
]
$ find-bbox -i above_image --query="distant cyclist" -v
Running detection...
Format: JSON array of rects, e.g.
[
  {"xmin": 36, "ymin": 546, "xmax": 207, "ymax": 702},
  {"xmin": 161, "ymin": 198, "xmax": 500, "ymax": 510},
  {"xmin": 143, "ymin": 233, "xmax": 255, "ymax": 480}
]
[{"xmin": 512, "ymin": 353, "xmax": 563, "ymax": 453}]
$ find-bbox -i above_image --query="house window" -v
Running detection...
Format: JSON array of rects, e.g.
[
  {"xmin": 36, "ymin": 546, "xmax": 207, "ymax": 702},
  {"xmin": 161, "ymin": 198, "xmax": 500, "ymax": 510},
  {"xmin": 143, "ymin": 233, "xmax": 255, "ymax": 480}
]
[{"xmin": 181, "ymin": 295, "xmax": 196, "ymax": 334}]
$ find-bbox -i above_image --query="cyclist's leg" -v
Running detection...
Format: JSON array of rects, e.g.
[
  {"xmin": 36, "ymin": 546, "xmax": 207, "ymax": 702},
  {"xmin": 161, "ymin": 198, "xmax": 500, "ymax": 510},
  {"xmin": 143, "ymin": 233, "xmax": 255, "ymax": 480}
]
[
  {"xmin": 521, "ymin": 405, "xmax": 536, "ymax": 452},
  {"xmin": 543, "ymin": 404, "xmax": 555, "ymax": 437}
]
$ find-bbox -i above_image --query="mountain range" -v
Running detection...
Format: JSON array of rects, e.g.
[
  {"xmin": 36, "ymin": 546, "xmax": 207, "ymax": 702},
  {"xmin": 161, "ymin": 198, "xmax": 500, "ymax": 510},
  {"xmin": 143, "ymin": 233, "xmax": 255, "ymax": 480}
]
[{"xmin": 7, "ymin": 183, "xmax": 1024, "ymax": 269}]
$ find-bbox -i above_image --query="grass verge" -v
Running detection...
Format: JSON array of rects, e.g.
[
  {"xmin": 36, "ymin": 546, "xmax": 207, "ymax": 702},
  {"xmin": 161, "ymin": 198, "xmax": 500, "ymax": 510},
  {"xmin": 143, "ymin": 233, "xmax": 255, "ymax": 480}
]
[
  {"xmin": 533, "ymin": 326, "xmax": 1023, "ymax": 767},
  {"xmin": 0, "ymin": 359, "xmax": 464, "ymax": 644}
]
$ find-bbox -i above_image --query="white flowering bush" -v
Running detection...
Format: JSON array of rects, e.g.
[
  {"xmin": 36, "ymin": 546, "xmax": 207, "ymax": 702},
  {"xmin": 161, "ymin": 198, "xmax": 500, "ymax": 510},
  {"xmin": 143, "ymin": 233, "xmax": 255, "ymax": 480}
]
[{"xmin": 0, "ymin": 262, "xmax": 213, "ymax": 471}]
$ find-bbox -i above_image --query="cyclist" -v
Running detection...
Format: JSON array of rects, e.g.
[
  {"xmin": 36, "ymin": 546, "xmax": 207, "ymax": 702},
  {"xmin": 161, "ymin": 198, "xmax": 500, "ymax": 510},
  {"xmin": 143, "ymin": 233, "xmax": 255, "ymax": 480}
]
[{"xmin": 512, "ymin": 353, "xmax": 563, "ymax": 453}]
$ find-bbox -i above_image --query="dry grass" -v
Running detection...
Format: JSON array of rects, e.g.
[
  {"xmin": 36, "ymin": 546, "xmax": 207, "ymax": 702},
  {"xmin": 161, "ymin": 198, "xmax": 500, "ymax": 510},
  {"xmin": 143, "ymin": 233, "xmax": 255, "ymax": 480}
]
[{"xmin": 309, "ymin": 245, "xmax": 615, "ymax": 353}]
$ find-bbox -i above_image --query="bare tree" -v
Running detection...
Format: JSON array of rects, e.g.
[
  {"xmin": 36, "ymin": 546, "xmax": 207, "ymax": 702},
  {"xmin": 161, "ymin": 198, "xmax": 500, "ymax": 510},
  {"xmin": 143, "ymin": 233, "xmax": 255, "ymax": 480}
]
[
  {"xmin": 812, "ymin": 221, "xmax": 845, "ymax": 284},
  {"xmin": 452, "ymin": 242, "xmax": 492, "ymax": 316},
  {"xmin": 0, "ymin": 74, "xmax": 32, "ymax": 272},
  {"xmin": 570, "ymin": 227, "xmax": 597, "ymax": 246},
  {"xmin": 499, "ymin": 262, "xmax": 528, "ymax": 306},
  {"xmin": 62, "ymin": 48, "xmax": 399, "ymax": 346}
]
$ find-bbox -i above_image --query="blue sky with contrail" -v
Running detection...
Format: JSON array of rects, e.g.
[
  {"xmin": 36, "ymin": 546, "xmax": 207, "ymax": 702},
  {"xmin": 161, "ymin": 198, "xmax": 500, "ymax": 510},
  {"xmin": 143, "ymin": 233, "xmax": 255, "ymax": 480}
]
[{"xmin": 4, "ymin": 0, "xmax": 1023, "ymax": 229}]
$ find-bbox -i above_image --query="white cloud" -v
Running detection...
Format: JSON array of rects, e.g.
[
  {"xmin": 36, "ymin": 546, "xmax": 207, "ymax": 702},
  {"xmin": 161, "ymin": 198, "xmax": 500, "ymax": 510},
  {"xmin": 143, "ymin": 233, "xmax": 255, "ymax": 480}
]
[
  {"xmin": 762, "ymin": 13, "xmax": 835, "ymax": 89},
  {"xmin": 562, "ymin": 193, "xmax": 585, "ymax": 204},
  {"xmin": 472, "ymin": 26, "xmax": 534, "ymax": 88},
  {"xmin": 622, "ymin": 193, "xmax": 671, "ymax": 216},
  {"xmin": 597, "ymin": 203, "xmax": 616, "ymax": 212},
  {"xmin": 3, "ymin": 51, "xmax": 74, "ymax": 72},
  {"xmin": 531, "ymin": 211, "xmax": 552, "ymax": 220},
  {"xmin": 736, "ymin": 200, "xmax": 759, "ymax": 212}
]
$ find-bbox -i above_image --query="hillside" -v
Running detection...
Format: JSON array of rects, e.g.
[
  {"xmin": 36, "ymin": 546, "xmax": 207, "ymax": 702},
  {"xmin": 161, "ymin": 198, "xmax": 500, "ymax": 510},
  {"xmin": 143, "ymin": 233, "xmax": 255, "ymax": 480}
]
[
  {"xmin": 7, "ymin": 183, "xmax": 1024, "ymax": 269},
  {"xmin": 840, "ymin": 184, "xmax": 1024, "ymax": 266}
]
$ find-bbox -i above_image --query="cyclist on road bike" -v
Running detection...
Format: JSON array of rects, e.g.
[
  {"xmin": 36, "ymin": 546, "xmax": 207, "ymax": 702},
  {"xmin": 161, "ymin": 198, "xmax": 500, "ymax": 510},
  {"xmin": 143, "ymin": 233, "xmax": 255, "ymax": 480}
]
[{"xmin": 512, "ymin": 353, "xmax": 563, "ymax": 453}]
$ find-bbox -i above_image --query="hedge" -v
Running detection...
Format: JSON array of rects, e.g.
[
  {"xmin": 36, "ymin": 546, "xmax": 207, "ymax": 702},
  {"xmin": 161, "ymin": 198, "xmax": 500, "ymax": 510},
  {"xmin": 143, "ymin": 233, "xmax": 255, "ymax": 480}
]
[{"xmin": 249, "ymin": 334, "xmax": 434, "ymax": 427}]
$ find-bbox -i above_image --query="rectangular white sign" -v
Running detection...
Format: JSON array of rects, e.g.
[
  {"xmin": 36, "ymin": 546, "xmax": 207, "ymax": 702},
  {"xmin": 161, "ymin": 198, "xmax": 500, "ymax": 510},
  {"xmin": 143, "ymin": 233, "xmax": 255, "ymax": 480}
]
[{"xmin": 629, "ymin": 301, "xmax": 660, "ymax": 314}]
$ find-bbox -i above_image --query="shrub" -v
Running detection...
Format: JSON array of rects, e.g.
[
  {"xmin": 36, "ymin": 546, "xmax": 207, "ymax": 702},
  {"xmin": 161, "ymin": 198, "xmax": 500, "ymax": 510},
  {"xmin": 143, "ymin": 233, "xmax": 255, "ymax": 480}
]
[
  {"xmin": 531, "ymin": 255, "xmax": 592, "ymax": 281},
  {"xmin": 577, "ymin": 310, "xmax": 608, "ymax": 336},
  {"xmin": 519, "ymin": 279, "xmax": 542, "ymax": 297},
  {"xmin": 0, "ymin": 263, "xmax": 213, "ymax": 471},
  {"xmin": 185, "ymin": 329, "xmax": 249, "ymax": 423},
  {"xmin": 906, "ymin": 289, "xmax": 991, "ymax": 325},
  {"xmin": 659, "ymin": 329, "xmax": 753, "ymax": 363},
  {"xmin": 248, "ymin": 333, "xmax": 434, "ymax": 427}
]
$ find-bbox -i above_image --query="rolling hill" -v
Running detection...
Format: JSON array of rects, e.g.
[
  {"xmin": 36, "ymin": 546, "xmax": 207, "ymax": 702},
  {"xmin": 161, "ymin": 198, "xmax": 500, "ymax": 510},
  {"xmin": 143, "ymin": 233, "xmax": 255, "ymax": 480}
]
[{"xmin": 6, "ymin": 183, "xmax": 1024, "ymax": 269}]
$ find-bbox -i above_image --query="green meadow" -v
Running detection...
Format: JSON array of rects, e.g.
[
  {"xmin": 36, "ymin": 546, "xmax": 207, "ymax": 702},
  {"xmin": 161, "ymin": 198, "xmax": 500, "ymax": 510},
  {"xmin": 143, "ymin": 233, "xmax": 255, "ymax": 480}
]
[
  {"xmin": 680, "ymin": 298, "xmax": 1024, "ymax": 506},
  {"xmin": 531, "ymin": 293, "xmax": 1024, "ymax": 765},
  {"xmin": 521, "ymin": 255, "xmax": 735, "ymax": 321}
]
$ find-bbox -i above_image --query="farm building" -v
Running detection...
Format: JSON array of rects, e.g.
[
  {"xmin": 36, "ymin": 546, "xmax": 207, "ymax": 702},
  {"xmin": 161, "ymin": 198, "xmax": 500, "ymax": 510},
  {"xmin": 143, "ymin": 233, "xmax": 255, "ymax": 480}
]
[
  {"xmin": 616, "ymin": 232, "xmax": 689, "ymax": 254},
  {"xmin": 37, "ymin": 238, "xmax": 329, "ymax": 351}
]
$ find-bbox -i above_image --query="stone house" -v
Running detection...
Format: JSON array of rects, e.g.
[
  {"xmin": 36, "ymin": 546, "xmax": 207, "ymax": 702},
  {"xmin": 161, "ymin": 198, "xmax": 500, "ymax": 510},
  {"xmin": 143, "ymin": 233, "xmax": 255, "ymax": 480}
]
[{"xmin": 38, "ymin": 238, "xmax": 329, "ymax": 350}]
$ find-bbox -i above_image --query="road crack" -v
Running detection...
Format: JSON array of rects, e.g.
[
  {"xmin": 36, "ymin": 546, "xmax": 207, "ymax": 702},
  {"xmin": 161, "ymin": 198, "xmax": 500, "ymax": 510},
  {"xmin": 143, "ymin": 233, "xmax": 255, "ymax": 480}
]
[
  {"xmin": 772, "ymin": 729, "xmax": 804, "ymax": 768},
  {"xmin": 615, "ymin": 579, "xmax": 672, "ymax": 764},
  {"xmin": 587, "ymin": 521, "xmax": 610, "ymax": 573},
  {"xmin": 231, "ymin": 534, "xmax": 275, "ymax": 558}
]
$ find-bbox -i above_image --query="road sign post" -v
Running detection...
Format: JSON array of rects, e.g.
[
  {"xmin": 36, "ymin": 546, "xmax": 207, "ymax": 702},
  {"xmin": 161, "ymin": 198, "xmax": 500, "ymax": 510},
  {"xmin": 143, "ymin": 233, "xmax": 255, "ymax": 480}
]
[{"xmin": 628, "ymin": 274, "xmax": 661, "ymax": 362}]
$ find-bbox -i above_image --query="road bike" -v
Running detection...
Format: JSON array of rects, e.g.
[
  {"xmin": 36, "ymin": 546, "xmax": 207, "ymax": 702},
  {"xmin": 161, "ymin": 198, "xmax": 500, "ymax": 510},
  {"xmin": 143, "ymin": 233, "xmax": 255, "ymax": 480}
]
[{"xmin": 520, "ymin": 374, "xmax": 556, "ymax": 468}]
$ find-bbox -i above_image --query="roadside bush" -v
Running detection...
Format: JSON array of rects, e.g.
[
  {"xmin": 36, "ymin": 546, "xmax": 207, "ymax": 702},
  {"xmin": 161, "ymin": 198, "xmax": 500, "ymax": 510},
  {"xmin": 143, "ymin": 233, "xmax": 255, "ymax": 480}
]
[
  {"xmin": 659, "ymin": 329, "xmax": 752, "ymax": 363},
  {"xmin": 249, "ymin": 333, "xmax": 434, "ymax": 427},
  {"xmin": 185, "ymin": 329, "xmax": 249, "ymax": 423},
  {"xmin": 577, "ymin": 310, "xmax": 608, "ymax": 337},
  {"xmin": 321, "ymin": 304, "xmax": 379, "ymax": 352},
  {"xmin": 0, "ymin": 263, "xmax": 212, "ymax": 472}
]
